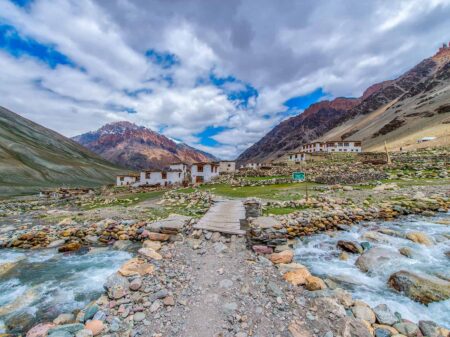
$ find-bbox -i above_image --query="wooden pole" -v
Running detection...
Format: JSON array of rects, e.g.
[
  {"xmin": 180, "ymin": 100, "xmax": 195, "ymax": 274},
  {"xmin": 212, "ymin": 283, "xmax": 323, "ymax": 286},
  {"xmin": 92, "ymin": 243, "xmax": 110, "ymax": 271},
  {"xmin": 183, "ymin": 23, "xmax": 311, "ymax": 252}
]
[{"xmin": 384, "ymin": 141, "xmax": 392, "ymax": 165}]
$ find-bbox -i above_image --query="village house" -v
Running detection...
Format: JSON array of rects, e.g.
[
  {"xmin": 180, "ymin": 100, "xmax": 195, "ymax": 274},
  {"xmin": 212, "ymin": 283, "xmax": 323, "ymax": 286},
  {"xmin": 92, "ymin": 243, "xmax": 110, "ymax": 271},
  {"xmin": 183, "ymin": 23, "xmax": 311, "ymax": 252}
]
[
  {"xmin": 287, "ymin": 152, "xmax": 327, "ymax": 164},
  {"xmin": 116, "ymin": 174, "xmax": 140, "ymax": 186},
  {"xmin": 299, "ymin": 141, "xmax": 362, "ymax": 153},
  {"xmin": 138, "ymin": 163, "xmax": 187, "ymax": 187},
  {"xmin": 240, "ymin": 162, "xmax": 262, "ymax": 170},
  {"xmin": 219, "ymin": 160, "xmax": 236, "ymax": 173},
  {"xmin": 191, "ymin": 162, "xmax": 220, "ymax": 183}
]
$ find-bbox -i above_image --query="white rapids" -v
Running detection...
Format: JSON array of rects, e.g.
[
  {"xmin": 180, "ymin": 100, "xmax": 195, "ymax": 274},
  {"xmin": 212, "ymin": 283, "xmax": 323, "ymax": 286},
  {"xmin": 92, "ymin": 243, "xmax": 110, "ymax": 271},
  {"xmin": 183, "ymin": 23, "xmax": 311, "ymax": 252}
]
[{"xmin": 294, "ymin": 213, "xmax": 450, "ymax": 328}]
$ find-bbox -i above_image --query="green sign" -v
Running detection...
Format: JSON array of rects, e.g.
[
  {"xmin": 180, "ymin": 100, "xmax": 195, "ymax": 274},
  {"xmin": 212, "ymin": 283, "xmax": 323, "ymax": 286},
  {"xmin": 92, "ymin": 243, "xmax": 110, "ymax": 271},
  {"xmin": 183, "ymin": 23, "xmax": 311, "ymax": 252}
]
[{"xmin": 292, "ymin": 171, "xmax": 305, "ymax": 181}]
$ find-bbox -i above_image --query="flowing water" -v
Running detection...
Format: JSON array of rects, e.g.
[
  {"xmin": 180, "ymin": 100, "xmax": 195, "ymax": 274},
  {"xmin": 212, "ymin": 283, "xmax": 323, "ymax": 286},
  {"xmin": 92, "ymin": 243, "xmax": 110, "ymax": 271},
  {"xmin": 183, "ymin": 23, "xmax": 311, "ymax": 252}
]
[
  {"xmin": 0, "ymin": 247, "xmax": 132, "ymax": 333},
  {"xmin": 294, "ymin": 213, "xmax": 450, "ymax": 328}
]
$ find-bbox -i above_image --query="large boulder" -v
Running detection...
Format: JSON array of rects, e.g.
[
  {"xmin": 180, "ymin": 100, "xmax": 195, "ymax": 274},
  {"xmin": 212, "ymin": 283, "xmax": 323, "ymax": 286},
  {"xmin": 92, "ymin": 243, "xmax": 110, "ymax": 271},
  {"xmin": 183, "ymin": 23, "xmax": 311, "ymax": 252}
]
[
  {"xmin": 356, "ymin": 248, "xmax": 403, "ymax": 273},
  {"xmin": 388, "ymin": 271, "xmax": 450, "ymax": 304},
  {"xmin": 104, "ymin": 273, "xmax": 129, "ymax": 300},
  {"xmin": 405, "ymin": 232, "xmax": 433, "ymax": 246},
  {"xmin": 269, "ymin": 250, "xmax": 294, "ymax": 264},
  {"xmin": 118, "ymin": 258, "xmax": 154, "ymax": 277},
  {"xmin": 283, "ymin": 267, "xmax": 311, "ymax": 286},
  {"xmin": 373, "ymin": 304, "xmax": 399, "ymax": 326}
]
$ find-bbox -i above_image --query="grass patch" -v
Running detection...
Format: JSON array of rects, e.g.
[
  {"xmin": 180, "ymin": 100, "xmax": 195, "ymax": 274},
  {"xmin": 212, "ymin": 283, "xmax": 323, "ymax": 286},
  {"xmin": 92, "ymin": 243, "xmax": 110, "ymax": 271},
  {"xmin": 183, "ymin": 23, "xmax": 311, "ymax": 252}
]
[
  {"xmin": 243, "ymin": 175, "xmax": 290, "ymax": 181},
  {"xmin": 196, "ymin": 182, "xmax": 320, "ymax": 200}
]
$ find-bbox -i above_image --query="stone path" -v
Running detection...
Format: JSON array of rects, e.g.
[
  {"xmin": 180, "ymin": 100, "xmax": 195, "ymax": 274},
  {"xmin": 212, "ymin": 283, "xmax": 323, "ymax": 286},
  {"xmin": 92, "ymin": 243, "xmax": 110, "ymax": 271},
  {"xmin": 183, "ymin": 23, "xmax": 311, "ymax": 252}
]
[{"xmin": 193, "ymin": 199, "xmax": 246, "ymax": 235}]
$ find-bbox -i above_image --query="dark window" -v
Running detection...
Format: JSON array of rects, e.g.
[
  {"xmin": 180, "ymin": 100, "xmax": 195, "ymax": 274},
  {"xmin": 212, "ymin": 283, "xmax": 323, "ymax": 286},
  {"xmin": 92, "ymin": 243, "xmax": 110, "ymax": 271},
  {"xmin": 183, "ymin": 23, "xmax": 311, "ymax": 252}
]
[
  {"xmin": 162, "ymin": 172, "xmax": 167, "ymax": 179},
  {"xmin": 197, "ymin": 165, "xmax": 204, "ymax": 172}
]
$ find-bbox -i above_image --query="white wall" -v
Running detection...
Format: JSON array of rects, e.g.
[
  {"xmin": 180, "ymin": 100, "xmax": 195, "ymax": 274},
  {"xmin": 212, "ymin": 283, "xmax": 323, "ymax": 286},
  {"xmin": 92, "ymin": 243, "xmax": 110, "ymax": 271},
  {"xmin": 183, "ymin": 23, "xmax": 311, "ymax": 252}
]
[
  {"xmin": 191, "ymin": 164, "xmax": 219, "ymax": 183},
  {"xmin": 116, "ymin": 176, "xmax": 137, "ymax": 186}
]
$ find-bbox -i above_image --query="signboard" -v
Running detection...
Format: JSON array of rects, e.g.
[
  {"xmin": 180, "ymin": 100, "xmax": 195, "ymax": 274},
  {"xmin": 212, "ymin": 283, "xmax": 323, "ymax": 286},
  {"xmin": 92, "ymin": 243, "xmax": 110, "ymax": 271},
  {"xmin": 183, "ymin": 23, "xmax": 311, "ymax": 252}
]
[{"xmin": 292, "ymin": 171, "xmax": 305, "ymax": 181}]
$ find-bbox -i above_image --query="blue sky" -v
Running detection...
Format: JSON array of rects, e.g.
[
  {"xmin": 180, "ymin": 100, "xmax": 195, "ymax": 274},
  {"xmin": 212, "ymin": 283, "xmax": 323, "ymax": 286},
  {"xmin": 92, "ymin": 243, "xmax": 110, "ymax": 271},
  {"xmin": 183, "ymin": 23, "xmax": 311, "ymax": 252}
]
[{"xmin": 0, "ymin": 0, "xmax": 448, "ymax": 158}]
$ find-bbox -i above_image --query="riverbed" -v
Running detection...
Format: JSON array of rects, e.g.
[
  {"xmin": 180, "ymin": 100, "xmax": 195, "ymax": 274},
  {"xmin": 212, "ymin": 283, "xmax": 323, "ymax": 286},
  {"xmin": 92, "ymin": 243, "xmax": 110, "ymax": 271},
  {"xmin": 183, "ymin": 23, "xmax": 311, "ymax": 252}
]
[
  {"xmin": 0, "ymin": 247, "xmax": 132, "ymax": 333},
  {"xmin": 294, "ymin": 213, "xmax": 450, "ymax": 328}
]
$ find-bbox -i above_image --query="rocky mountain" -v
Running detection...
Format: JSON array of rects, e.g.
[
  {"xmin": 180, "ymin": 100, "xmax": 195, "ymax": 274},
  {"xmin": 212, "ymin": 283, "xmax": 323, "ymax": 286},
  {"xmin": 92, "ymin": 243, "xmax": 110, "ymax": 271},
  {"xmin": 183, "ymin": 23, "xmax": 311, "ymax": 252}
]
[
  {"xmin": 0, "ymin": 106, "xmax": 123, "ymax": 197},
  {"xmin": 73, "ymin": 121, "xmax": 217, "ymax": 170},
  {"xmin": 238, "ymin": 45, "xmax": 450, "ymax": 163}
]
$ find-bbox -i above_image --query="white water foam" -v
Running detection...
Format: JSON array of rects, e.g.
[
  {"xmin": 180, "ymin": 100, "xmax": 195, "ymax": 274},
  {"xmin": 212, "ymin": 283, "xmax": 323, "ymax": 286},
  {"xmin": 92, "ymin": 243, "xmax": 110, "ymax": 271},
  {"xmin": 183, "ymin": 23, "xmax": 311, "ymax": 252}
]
[{"xmin": 294, "ymin": 213, "xmax": 450, "ymax": 328}]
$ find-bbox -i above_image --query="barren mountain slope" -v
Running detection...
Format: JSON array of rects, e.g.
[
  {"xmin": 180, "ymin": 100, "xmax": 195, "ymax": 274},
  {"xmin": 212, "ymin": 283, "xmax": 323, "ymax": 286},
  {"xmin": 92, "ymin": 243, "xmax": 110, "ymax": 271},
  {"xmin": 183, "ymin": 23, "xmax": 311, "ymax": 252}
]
[{"xmin": 0, "ymin": 106, "xmax": 122, "ymax": 196}]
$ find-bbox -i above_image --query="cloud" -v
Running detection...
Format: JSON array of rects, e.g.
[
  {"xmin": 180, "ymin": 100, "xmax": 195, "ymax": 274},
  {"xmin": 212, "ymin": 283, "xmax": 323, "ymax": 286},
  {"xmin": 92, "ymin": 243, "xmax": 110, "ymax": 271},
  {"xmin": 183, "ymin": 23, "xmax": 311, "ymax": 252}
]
[{"xmin": 0, "ymin": 0, "xmax": 449, "ymax": 159}]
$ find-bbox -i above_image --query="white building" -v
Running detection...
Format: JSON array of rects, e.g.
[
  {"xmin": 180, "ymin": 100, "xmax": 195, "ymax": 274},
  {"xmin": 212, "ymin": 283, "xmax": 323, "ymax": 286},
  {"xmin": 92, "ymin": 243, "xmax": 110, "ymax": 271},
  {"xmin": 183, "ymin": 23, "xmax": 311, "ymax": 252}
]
[
  {"xmin": 219, "ymin": 160, "xmax": 236, "ymax": 173},
  {"xmin": 116, "ymin": 174, "xmax": 140, "ymax": 186},
  {"xmin": 241, "ymin": 163, "xmax": 262, "ymax": 170},
  {"xmin": 136, "ymin": 164, "xmax": 188, "ymax": 187},
  {"xmin": 299, "ymin": 141, "xmax": 362, "ymax": 153},
  {"xmin": 287, "ymin": 152, "xmax": 327, "ymax": 163},
  {"xmin": 191, "ymin": 162, "xmax": 220, "ymax": 183}
]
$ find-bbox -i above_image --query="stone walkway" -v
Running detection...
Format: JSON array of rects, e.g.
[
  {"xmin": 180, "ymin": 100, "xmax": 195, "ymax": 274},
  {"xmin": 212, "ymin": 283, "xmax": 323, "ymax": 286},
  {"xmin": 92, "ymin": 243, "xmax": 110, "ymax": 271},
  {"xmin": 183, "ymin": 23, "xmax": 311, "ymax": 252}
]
[{"xmin": 193, "ymin": 199, "xmax": 246, "ymax": 235}]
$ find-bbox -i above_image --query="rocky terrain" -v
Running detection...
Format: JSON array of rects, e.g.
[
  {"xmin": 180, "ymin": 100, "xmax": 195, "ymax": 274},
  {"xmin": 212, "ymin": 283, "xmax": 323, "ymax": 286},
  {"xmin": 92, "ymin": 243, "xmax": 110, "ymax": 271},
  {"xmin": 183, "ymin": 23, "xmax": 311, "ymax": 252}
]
[
  {"xmin": 73, "ymin": 122, "xmax": 217, "ymax": 170},
  {"xmin": 0, "ymin": 107, "xmax": 123, "ymax": 197},
  {"xmin": 238, "ymin": 46, "xmax": 450, "ymax": 164}
]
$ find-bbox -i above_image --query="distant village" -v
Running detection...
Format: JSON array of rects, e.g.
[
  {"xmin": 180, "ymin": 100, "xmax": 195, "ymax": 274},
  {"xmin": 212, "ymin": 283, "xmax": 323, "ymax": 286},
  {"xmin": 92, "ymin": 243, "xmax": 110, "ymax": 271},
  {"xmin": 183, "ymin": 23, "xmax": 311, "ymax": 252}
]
[{"xmin": 116, "ymin": 140, "xmax": 364, "ymax": 187}]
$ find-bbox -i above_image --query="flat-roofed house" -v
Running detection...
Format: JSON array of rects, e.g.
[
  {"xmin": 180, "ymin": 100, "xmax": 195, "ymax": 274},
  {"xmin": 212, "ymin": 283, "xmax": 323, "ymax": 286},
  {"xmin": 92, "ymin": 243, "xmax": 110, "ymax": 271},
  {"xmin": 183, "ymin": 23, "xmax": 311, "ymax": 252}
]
[
  {"xmin": 139, "ymin": 168, "xmax": 185, "ymax": 186},
  {"xmin": 287, "ymin": 151, "xmax": 327, "ymax": 164},
  {"xmin": 116, "ymin": 174, "xmax": 140, "ymax": 186},
  {"xmin": 219, "ymin": 160, "xmax": 236, "ymax": 173},
  {"xmin": 325, "ymin": 141, "xmax": 362, "ymax": 152},
  {"xmin": 191, "ymin": 162, "xmax": 219, "ymax": 183}
]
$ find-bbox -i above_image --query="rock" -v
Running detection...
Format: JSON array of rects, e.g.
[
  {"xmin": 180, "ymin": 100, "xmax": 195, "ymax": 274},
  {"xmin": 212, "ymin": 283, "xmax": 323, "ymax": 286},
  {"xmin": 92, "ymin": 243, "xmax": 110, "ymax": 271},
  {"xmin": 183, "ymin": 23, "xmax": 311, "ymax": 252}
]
[
  {"xmin": 338, "ymin": 317, "xmax": 373, "ymax": 337},
  {"xmin": 213, "ymin": 242, "xmax": 228, "ymax": 254},
  {"xmin": 148, "ymin": 232, "xmax": 170, "ymax": 241},
  {"xmin": 75, "ymin": 329, "xmax": 93, "ymax": 337},
  {"xmin": 84, "ymin": 236, "xmax": 98, "ymax": 244},
  {"xmin": 142, "ymin": 240, "xmax": 161, "ymax": 251},
  {"xmin": 305, "ymin": 275, "xmax": 327, "ymax": 291},
  {"xmin": 418, "ymin": 321, "xmax": 441, "ymax": 337},
  {"xmin": 53, "ymin": 313, "xmax": 75, "ymax": 325},
  {"xmin": 269, "ymin": 250, "xmax": 294, "ymax": 264},
  {"xmin": 118, "ymin": 258, "xmax": 154, "ymax": 277},
  {"xmin": 48, "ymin": 331, "xmax": 73, "ymax": 337},
  {"xmin": 283, "ymin": 267, "xmax": 311, "ymax": 286},
  {"xmin": 26, "ymin": 323, "xmax": 56, "ymax": 337},
  {"xmin": 339, "ymin": 252, "xmax": 349, "ymax": 260},
  {"xmin": 138, "ymin": 248, "xmax": 163, "ymax": 260},
  {"xmin": 360, "ymin": 242, "xmax": 371, "ymax": 251},
  {"xmin": 211, "ymin": 232, "xmax": 222, "ymax": 242},
  {"xmin": 373, "ymin": 324, "xmax": 399, "ymax": 336},
  {"xmin": 47, "ymin": 239, "xmax": 66, "ymax": 248},
  {"xmin": 356, "ymin": 248, "xmax": 403, "ymax": 273},
  {"xmin": 405, "ymin": 232, "xmax": 433, "ymax": 246},
  {"xmin": 48, "ymin": 323, "xmax": 85, "ymax": 335},
  {"xmin": 134, "ymin": 312, "xmax": 146, "ymax": 322},
  {"xmin": 375, "ymin": 328, "xmax": 392, "ymax": 337},
  {"xmin": 337, "ymin": 240, "xmax": 363, "ymax": 254},
  {"xmin": 288, "ymin": 321, "xmax": 313, "ymax": 337},
  {"xmin": 84, "ymin": 320, "xmax": 104, "ymax": 336},
  {"xmin": 351, "ymin": 303, "xmax": 376, "ymax": 324},
  {"xmin": 277, "ymin": 262, "xmax": 308, "ymax": 274},
  {"xmin": 373, "ymin": 304, "xmax": 399, "ymax": 325},
  {"xmin": 399, "ymin": 247, "xmax": 414, "ymax": 258},
  {"xmin": 58, "ymin": 242, "xmax": 82, "ymax": 253},
  {"xmin": 112, "ymin": 240, "xmax": 132, "ymax": 251},
  {"xmin": 83, "ymin": 304, "xmax": 99, "ymax": 322},
  {"xmin": 163, "ymin": 296, "xmax": 175, "ymax": 306},
  {"xmin": 393, "ymin": 322, "xmax": 419, "ymax": 337},
  {"xmin": 104, "ymin": 273, "xmax": 129, "ymax": 299},
  {"xmin": 252, "ymin": 245, "xmax": 273, "ymax": 254},
  {"xmin": 388, "ymin": 271, "xmax": 450, "ymax": 304},
  {"xmin": 129, "ymin": 278, "xmax": 142, "ymax": 291},
  {"xmin": 150, "ymin": 300, "xmax": 161, "ymax": 312}
]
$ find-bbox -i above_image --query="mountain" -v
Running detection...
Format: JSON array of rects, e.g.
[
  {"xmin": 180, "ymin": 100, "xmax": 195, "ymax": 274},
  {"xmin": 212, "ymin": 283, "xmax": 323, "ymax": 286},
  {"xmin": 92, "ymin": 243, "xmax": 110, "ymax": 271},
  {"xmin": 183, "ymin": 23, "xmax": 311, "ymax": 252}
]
[
  {"xmin": 73, "ymin": 121, "xmax": 217, "ymax": 170},
  {"xmin": 238, "ymin": 45, "xmax": 450, "ymax": 163},
  {"xmin": 0, "ymin": 106, "xmax": 123, "ymax": 197}
]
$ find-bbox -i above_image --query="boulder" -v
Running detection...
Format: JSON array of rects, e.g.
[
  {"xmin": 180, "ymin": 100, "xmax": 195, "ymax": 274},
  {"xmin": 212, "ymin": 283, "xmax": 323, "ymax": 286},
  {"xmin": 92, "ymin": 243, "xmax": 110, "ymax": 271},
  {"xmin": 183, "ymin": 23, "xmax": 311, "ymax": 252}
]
[
  {"xmin": 84, "ymin": 320, "xmax": 104, "ymax": 336},
  {"xmin": 338, "ymin": 317, "xmax": 373, "ymax": 337},
  {"xmin": 47, "ymin": 239, "xmax": 66, "ymax": 248},
  {"xmin": 305, "ymin": 275, "xmax": 327, "ymax": 291},
  {"xmin": 393, "ymin": 322, "xmax": 419, "ymax": 337},
  {"xmin": 58, "ymin": 242, "xmax": 81, "ymax": 253},
  {"xmin": 399, "ymin": 247, "xmax": 414, "ymax": 258},
  {"xmin": 283, "ymin": 267, "xmax": 311, "ymax": 286},
  {"xmin": 356, "ymin": 247, "xmax": 403, "ymax": 273},
  {"xmin": 26, "ymin": 323, "xmax": 56, "ymax": 337},
  {"xmin": 47, "ymin": 323, "xmax": 84, "ymax": 335},
  {"xmin": 337, "ymin": 240, "xmax": 363, "ymax": 254},
  {"xmin": 143, "ymin": 240, "xmax": 162, "ymax": 251},
  {"xmin": 104, "ymin": 273, "xmax": 129, "ymax": 299},
  {"xmin": 418, "ymin": 321, "xmax": 441, "ymax": 337},
  {"xmin": 373, "ymin": 304, "xmax": 399, "ymax": 325},
  {"xmin": 138, "ymin": 248, "xmax": 163, "ymax": 260},
  {"xmin": 53, "ymin": 313, "xmax": 75, "ymax": 325},
  {"xmin": 148, "ymin": 232, "xmax": 170, "ymax": 241},
  {"xmin": 269, "ymin": 250, "xmax": 294, "ymax": 264},
  {"xmin": 276, "ymin": 262, "xmax": 308, "ymax": 274},
  {"xmin": 388, "ymin": 271, "xmax": 450, "ymax": 304},
  {"xmin": 351, "ymin": 303, "xmax": 376, "ymax": 324},
  {"xmin": 252, "ymin": 245, "xmax": 273, "ymax": 254},
  {"xmin": 112, "ymin": 240, "xmax": 132, "ymax": 251},
  {"xmin": 405, "ymin": 232, "xmax": 433, "ymax": 246},
  {"xmin": 118, "ymin": 258, "xmax": 154, "ymax": 277}
]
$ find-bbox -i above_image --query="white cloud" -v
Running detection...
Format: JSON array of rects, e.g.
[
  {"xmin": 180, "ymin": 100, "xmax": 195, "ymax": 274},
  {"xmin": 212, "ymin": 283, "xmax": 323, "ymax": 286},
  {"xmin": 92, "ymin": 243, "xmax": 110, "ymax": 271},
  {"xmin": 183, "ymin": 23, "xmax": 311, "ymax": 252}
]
[{"xmin": 0, "ymin": 0, "xmax": 449, "ymax": 159}]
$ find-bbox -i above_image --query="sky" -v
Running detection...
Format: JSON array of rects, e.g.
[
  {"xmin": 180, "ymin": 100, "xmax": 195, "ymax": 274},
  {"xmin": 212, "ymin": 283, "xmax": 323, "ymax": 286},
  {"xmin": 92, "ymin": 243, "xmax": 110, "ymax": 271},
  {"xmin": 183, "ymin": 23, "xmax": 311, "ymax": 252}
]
[{"xmin": 0, "ymin": 0, "xmax": 449, "ymax": 159}]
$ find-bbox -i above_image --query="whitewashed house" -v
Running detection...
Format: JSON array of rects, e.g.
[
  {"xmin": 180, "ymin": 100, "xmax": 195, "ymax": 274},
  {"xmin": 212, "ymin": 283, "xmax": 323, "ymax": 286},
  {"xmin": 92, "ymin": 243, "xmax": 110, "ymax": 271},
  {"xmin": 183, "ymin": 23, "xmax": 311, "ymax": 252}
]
[
  {"xmin": 299, "ymin": 141, "xmax": 362, "ymax": 153},
  {"xmin": 219, "ymin": 160, "xmax": 236, "ymax": 173},
  {"xmin": 137, "ymin": 164, "xmax": 187, "ymax": 187},
  {"xmin": 116, "ymin": 174, "xmax": 140, "ymax": 186},
  {"xmin": 287, "ymin": 152, "xmax": 327, "ymax": 164},
  {"xmin": 191, "ymin": 162, "xmax": 219, "ymax": 183}
]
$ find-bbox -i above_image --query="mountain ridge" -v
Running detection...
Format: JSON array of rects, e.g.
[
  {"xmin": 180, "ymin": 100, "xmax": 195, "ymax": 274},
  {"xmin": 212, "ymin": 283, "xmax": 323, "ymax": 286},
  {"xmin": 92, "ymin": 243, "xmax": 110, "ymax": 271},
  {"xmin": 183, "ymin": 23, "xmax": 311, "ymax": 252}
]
[{"xmin": 73, "ymin": 121, "xmax": 217, "ymax": 170}]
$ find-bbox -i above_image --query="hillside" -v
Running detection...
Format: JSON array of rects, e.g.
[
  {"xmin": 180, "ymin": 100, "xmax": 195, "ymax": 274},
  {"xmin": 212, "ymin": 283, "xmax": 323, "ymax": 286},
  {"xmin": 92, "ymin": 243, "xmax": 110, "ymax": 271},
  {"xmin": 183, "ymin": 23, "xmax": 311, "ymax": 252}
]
[
  {"xmin": 0, "ymin": 106, "xmax": 123, "ymax": 197},
  {"xmin": 73, "ymin": 122, "xmax": 217, "ymax": 170},
  {"xmin": 238, "ymin": 45, "xmax": 450, "ymax": 163}
]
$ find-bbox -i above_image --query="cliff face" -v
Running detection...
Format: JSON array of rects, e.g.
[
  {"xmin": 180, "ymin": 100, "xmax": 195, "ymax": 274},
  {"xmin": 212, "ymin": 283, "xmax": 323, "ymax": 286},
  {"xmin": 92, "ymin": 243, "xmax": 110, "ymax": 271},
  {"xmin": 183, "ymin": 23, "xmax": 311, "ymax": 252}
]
[
  {"xmin": 238, "ymin": 46, "xmax": 450, "ymax": 163},
  {"xmin": 73, "ymin": 122, "xmax": 217, "ymax": 170}
]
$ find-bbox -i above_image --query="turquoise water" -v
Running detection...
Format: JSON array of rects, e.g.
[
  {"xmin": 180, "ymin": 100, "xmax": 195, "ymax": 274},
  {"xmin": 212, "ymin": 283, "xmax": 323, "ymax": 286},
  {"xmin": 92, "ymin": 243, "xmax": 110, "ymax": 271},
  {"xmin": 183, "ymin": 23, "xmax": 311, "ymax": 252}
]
[
  {"xmin": 0, "ymin": 248, "xmax": 131, "ymax": 333},
  {"xmin": 295, "ymin": 213, "xmax": 450, "ymax": 328}
]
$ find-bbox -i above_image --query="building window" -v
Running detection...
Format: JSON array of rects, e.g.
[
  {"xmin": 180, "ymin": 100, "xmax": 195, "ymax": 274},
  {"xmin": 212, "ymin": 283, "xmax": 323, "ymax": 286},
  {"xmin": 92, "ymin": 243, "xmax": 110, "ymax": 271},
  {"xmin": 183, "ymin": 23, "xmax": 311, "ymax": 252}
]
[
  {"xmin": 197, "ymin": 165, "xmax": 204, "ymax": 172},
  {"xmin": 344, "ymin": 142, "xmax": 349, "ymax": 146},
  {"xmin": 146, "ymin": 172, "xmax": 151, "ymax": 179},
  {"xmin": 162, "ymin": 172, "xmax": 167, "ymax": 179}
]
